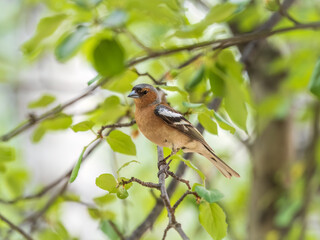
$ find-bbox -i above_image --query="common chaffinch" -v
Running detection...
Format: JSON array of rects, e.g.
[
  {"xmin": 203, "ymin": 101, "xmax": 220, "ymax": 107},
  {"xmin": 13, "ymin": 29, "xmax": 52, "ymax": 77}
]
[{"xmin": 128, "ymin": 84, "xmax": 240, "ymax": 179}]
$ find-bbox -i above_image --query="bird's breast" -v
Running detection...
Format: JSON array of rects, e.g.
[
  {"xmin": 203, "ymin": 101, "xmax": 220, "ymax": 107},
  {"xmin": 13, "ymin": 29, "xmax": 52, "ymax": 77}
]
[{"xmin": 135, "ymin": 107, "xmax": 192, "ymax": 150}]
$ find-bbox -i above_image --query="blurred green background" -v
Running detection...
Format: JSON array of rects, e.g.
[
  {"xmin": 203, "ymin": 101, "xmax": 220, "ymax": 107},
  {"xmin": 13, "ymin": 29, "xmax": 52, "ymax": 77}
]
[{"xmin": 0, "ymin": 0, "xmax": 320, "ymax": 239}]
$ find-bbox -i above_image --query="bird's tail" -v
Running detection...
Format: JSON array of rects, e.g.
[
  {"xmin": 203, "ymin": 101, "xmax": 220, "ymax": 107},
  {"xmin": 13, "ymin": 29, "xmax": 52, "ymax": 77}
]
[{"xmin": 203, "ymin": 145, "xmax": 240, "ymax": 179}]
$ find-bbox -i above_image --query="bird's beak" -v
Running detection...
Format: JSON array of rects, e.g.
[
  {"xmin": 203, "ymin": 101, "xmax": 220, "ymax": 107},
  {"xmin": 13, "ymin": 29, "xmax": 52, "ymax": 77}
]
[{"xmin": 128, "ymin": 90, "xmax": 139, "ymax": 98}]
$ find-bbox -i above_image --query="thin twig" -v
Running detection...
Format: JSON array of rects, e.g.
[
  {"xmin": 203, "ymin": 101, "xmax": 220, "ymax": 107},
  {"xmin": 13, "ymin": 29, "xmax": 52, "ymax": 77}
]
[
  {"xmin": 276, "ymin": 0, "xmax": 300, "ymax": 25},
  {"xmin": 25, "ymin": 181, "xmax": 69, "ymax": 233},
  {"xmin": 121, "ymin": 177, "xmax": 160, "ymax": 189},
  {"xmin": 0, "ymin": 213, "xmax": 33, "ymax": 240},
  {"xmin": 121, "ymin": 28, "xmax": 153, "ymax": 52},
  {"xmin": 157, "ymin": 52, "xmax": 203, "ymax": 84},
  {"xmin": 172, "ymin": 191, "xmax": 200, "ymax": 211},
  {"xmin": 135, "ymin": 71, "xmax": 165, "ymax": 85},
  {"xmin": 166, "ymin": 170, "xmax": 191, "ymax": 190},
  {"xmin": 109, "ymin": 220, "xmax": 126, "ymax": 240},
  {"xmin": 98, "ymin": 120, "xmax": 136, "ymax": 138},
  {"xmin": 0, "ymin": 80, "xmax": 106, "ymax": 142}
]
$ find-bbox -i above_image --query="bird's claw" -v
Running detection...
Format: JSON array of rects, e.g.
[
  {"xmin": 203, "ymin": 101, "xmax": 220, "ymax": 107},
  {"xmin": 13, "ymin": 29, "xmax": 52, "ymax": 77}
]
[
  {"xmin": 157, "ymin": 164, "xmax": 170, "ymax": 178},
  {"xmin": 158, "ymin": 157, "xmax": 172, "ymax": 179}
]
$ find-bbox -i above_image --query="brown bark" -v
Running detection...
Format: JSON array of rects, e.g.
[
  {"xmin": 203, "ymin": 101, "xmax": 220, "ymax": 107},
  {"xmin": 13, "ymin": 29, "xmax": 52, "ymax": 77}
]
[{"xmin": 245, "ymin": 42, "xmax": 294, "ymax": 240}]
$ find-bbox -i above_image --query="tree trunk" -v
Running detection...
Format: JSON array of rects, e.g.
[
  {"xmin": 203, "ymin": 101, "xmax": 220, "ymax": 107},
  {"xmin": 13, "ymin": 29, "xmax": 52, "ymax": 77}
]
[{"xmin": 245, "ymin": 41, "xmax": 294, "ymax": 240}]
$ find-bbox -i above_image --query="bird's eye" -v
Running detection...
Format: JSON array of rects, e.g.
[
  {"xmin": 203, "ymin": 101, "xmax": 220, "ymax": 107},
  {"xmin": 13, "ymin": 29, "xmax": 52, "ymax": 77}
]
[{"xmin": 142, "ymin": 90, "xmax": 148, "ymax": 94}]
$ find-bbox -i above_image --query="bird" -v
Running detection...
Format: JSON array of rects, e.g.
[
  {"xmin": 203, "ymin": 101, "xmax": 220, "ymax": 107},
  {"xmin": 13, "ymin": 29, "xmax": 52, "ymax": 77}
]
[{"xmin": 128, "ymin": 83, "xmax": 240, "ymax": 179}]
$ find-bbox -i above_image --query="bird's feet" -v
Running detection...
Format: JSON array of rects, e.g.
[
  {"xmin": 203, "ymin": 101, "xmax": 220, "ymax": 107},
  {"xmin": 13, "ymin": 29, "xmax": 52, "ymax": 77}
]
[
  {"xmin": 157, "ymin": 148, "xmax": 179, "ymax": 178},
  {"xmin": 158, "ymin": 156, "xmax": 173, "ymax": 179}
]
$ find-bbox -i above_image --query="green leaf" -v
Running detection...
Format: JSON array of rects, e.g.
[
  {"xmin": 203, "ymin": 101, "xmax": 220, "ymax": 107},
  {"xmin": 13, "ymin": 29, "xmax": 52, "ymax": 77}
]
[
  {"xmin": 102, "ymin": 70, "xmax": 138, "ymax": 93},
  {"xmin": 96, "ymin": 173, "xmax": 117, "ymax": 192},
  {"xmin": 186, "ymin": 65, "xmax": 205, "ymax": 90},
  {"xmin": 103, "ymin": 10, "xmax": 128, "ymax": 28},
  {"xmin": 100, "ymin": 220, "xmax": 120, "ymax": 240},
  {"xmin": 28, "ymin": 94, "xmax": 56, "ymax": 108},
  {"xmin": 216, "ymin": 51, "xmax": 248, "ymax": 130},
  {"xmin": 64, "ymin": 193, "xmax": 81, "ymax": 202},
  {"xmin": 87, "ymin": 74, "xmax": 103, "ymax": 86},
  {"xmin": 106, "ymin": 130, "xmax": 136, "ymax": 156},
  {"xmin": 182, "ymin": 102, "xmax": 205, "ymax": 109},
  {"xmin": 116, "ymin": 186, "xmax": 129, "ymax": 199},
  {"xmin": 195, "ymin": 185, "xmax": 224, "ymax": 203},
  {"xmin": 205, "ymin": 3, "xmax": 237, "ymax": 23},
  {"xmin": 224, "ymin": 82, "xmax": 248, "ymax": 130},
  {"xmin": 176, "ymin": 155, "xmax": 206, "ymax": 183},
  {"xmin": 73, "ymin": 0, "xmax": 102, "ymax": 9},
  {"xmin": 54, "ymin": 222, "xmax": 70, "ymax": 240},
  {"xmin": 275, "ymin": 200, "xmax": 302, "ymax": 227},
  {"xmin": 199, "ymin": 202, "xmax": 228, "ymax": 240},
  {"xmin": 94, "ymin": 194, "xmax": 116, "ymax": 206},
  {"xmin": 213, "ymin": 112, "xmax": 235, "ymax": 134},
  {"xmin": 55, "ymin": 25, "xmax": 89, "ymax": 62},
  {"xmin": 88, "ymin": 208, "xmax": 116, "ymax": 220},
  {"xmin": 69, "ymin": 146, "xmax": 87, "ymax": 183},
  {"xmin": 88, "ymin": 208, "xmax": 101, "ymax": 219},
  {"xmin": 37, "ymin": 229, "xmax": 62, "ymax": 240},
  {"xmin": 198, "ymin": 112, "xmax": 218, "ymax": 135},
  {"xmin": 264, "ymin": 0, "xmax": 279, "ymax": 11},
  {"xmin": 92, "ymin": 39, "xmax": 125, "ymax": 77},
  {"xmin": 160, "ymin": 85, "xmax": 189, "ymax": 101},
  {"xmin": 174, "ymin": 3, "xmax": 237, "ymax": 38},
  {"xmin": 308, "ymin": 58, "xmax": 320, "ymax": 98},
  {"xmin": 0, "ymin": 164, "xmax": 6, "ymax": 172},
  {"xmin": 0, "ymin": 145, "xmax": 16, "ymax": 162},
  {"xmin": 89, "ymin": 96, "xmax": 127, "ymax": 125},
  {"xmin": 100, "ymin": 210, "xmax": 116, "ymax": 220},
  {"xmin": 22, "ymin": 13, "xmax": 67, "ymax": 56},
  {"xmin": 5, "ymin": 169, "xmax": 29, "ymax": 198},
  {"xmin": 258, "ymin": 94, "xmax": 291, "ymax": 119},
  {"xmin": 32, "ymin": 126, "xmax": 46, "ymax": 143},
  {"xmin": 71, "ymin": 121, "xmax": 94, "ymax": 132},
  {"xmin": 117, "ymin": 160, "xmax": 140, "ymax": 175},
  {"xmin": 42, "ymin": 114, "xmax": 73, "ymax": 130},
  {"xmin": 208, "ymin": 68, "xmax": 226, "ymax": 97}
]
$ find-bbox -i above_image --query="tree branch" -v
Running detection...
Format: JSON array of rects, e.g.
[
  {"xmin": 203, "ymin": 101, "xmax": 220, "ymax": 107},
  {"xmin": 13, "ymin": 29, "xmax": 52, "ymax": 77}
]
[
  {"xmin": 127, "ymin": 21, "xmax": 320, "ymax": 66},
  {"xmin": 121, "ymin": 177, "xmax": 160, "ymax": 189},
  {"xmin": 166, "ymin": 170, "xmax": 191, "ymax": 190},
  {"xmin": 1, "ymin": 18, "xmax": 319, "ymax": 142},
  {"xmin": 120, "ymin": 28, "xmax": 153, "ymax": 52},
  {"xmin": 98, "ymin": 120, "xmax": 136, "ymax": 138},
  {"xmin": 241, "ymin": 0, "xmax": 297, "ymax": 62},
  {"xmin": 298, "ymin": 102, "xmax": 320, "ymax": 240},
  {"xmin": 172, "ymin": 191, "xmax": 200, "ymax": 212},
  {"xmin": 135, "ymin": 71, "xmax": 165, "ymax": 85},
  {"xmin": 0, "ymin": 81, "xmax": 105, "ymax": 142},
  {"xmin": 276, "ymin": 0, "xmax": 300, "ymax": 25},
  {"xmin": 0, "ymin": 213, "xmax": 33, "ymax": 240},
  {"xmin": 108, "ymin": 220, "xmax": 126, "ymax": 240},
  {"xmin": 24, "ymin": 181, "xmax": 68, "ymax": 233},
  {"xmin": 157, "ymin": 147, "xmax": 189, "ymax": 240}
]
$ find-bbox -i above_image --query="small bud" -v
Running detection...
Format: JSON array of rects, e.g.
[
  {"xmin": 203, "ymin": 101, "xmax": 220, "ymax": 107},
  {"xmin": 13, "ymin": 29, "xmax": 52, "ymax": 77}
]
[
  {"xmin": 117, "ymin": 186, "xmax": 129, "ymax": 199},
  {"xmin": 264, "ymin": 0, "xmax": 279, "ymax": 11}
]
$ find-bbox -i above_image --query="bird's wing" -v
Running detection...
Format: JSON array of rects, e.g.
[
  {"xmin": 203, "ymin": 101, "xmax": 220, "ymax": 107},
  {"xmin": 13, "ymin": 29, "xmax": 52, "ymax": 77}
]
[{"xmin": 154, "ymin": 104, "xmax": 206, "ymax": 145}]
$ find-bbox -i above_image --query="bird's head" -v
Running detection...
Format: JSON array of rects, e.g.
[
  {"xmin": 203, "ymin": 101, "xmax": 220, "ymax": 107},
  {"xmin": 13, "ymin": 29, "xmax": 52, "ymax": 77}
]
[{"xmin": 128, "ymin": 84, "xmax": 160, "ymax": 107}]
